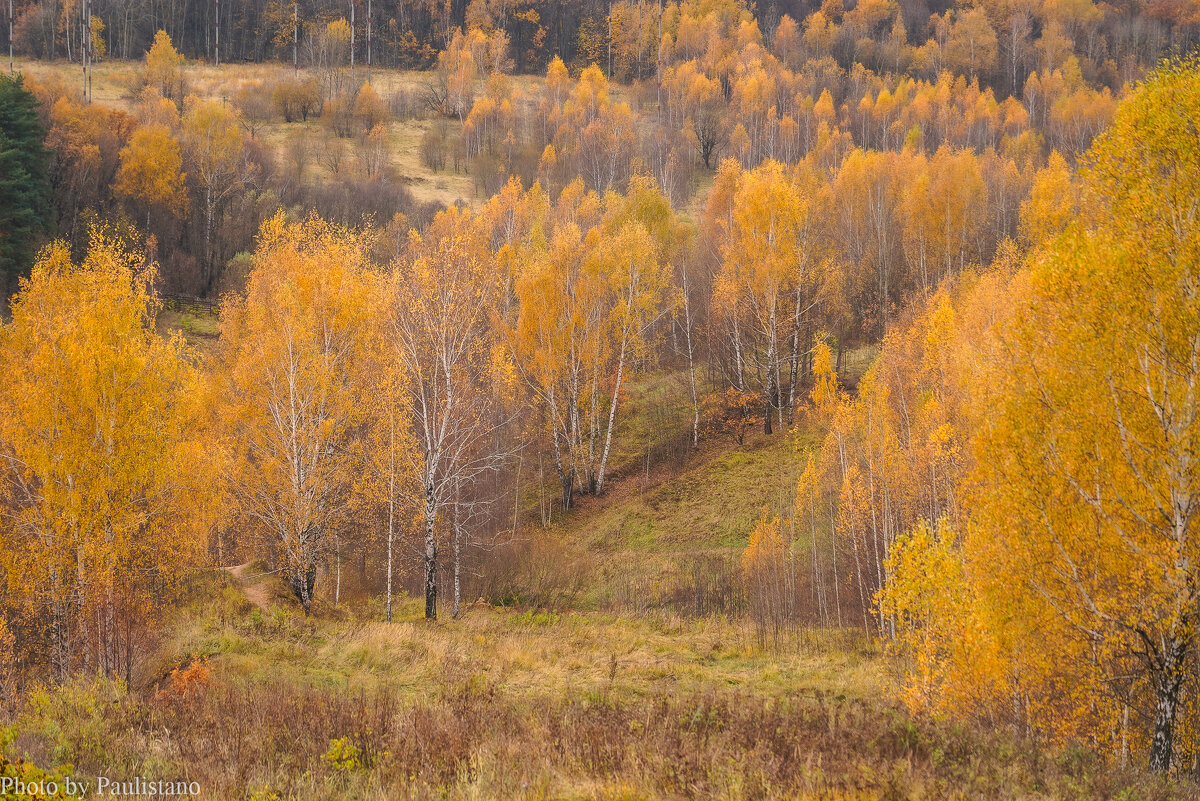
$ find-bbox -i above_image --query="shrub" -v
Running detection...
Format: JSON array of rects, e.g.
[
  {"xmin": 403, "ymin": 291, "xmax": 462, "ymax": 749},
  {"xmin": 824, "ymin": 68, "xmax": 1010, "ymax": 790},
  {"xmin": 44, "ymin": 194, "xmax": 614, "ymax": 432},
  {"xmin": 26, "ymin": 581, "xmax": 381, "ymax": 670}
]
[
  {"xmin": 322, "ymin": 737, "xmax": 361, "ymax": 773},
  {"xmin": 232, "ymin": 81, "xmax": 276, "ymax": 135},
  {"xmin": 271, "ymin": 78, "xmax": 320, "ymax": 123},
  {"xmin": 352, "ymin": 83, "xmax": 389, "ymax": 131},
  {"xmin": 321, "ymin": 93, "xmax": 356, "ymax": 138},
  {"xmin": 420, "ymin": 122, "xmax": 449, "ymax": 171}
]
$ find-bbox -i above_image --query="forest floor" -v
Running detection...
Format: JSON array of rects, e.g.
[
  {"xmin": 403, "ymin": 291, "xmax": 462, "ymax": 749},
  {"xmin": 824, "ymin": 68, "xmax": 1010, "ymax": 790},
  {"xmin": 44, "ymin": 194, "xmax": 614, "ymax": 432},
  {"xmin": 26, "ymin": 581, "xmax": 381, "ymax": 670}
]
[{"xmin": 9, "ymin": 554, "xmax": 1175, "ymax": 799}]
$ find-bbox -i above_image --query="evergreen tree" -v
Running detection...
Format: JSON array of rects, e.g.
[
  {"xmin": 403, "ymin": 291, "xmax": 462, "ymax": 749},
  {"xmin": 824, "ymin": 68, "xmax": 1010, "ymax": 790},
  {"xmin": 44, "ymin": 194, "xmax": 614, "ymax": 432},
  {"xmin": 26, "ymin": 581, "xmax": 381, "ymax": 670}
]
[{"xmin": 0, "ymin": 75, "xmax": 52, "ymax": 277}]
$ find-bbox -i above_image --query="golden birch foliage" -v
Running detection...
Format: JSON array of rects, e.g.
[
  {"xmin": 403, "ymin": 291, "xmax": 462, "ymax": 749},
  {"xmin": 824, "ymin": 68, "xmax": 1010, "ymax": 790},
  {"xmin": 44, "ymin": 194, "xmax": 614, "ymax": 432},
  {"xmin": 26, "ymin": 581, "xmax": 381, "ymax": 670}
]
[
  {"xmin": 218, "ymin": 213, "xmax": 379, "ymax": 612},
  {"xmin": 879, "ymin": 518, "xmax": 1013, "ymax": 721},
  {"xmin": 969, "ymin": 56, "xmax": 1200, "ymax": 769},
  {"xmin": 389, "ymin": 206, "xmax": 502, "ymax": 618},
  {"xmin": 134, "ymin": 88, "xmax": 182, "ymax": 129},
  {"xmin": 868, "ymin": 58, "xmax": 1200, "ymax": 771},
  {"xmin": 1018, "ymin": 150, "xmax": 1074, "ymax": 247},
  {"xmin": 811, "ymin": 267, "xmax": 1013, "ymax": 634},
  {"xmin": 114, "ymin": 123, "xmax": 189, "ymax": 218},
  {"xmin": 182, "ymin": 97, "xmax": 248, "ymax": 186},
  {"xmin": 725, "ymin": 160, "xmax": 806, "ymax": 292},
  {"xmin": 145, "ymin": 30, "xmax": 185, "ymax": 100},
  {"xmin": 0, "ymin": 230, "xmax": 199, "ymax": 675},
  {"xmin": 809, "ymin": 340, "xmax": 839, "ymax": 415},
  {"xmin": 741, "ymin": 509, "xmax": 784, "ymax": 575},
  {"xmin": 353, "ymin": 81, "xmax": 390, "ymax": 131},
  {"xmin": 741, "ymin": 509, "xmax": 793, "ymax": 641},
  {"xmin": 510, "ymin": 178, "xmax": 676, "ymax": 504},
  {"xmin": 710, "ymin": 159, "xmax": 819, "ymax": 429},
  {"xmin": 348, "ymin": 333, "xmax": 419, "ymax": 622}
]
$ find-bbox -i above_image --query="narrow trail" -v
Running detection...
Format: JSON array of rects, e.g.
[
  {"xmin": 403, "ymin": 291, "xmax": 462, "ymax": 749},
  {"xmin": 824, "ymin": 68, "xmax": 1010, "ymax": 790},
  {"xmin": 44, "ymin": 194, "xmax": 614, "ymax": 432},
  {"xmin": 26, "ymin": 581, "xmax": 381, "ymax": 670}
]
[{"xmin": 223, "ymin": 562, "xmax": 273, "ymax": 611}]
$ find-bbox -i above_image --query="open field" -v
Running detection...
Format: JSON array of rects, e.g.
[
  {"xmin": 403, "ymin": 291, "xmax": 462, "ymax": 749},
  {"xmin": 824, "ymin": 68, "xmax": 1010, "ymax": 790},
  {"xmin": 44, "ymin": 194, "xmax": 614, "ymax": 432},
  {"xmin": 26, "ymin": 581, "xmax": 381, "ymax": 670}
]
[
  {"xmin": 11, "ymin": 57, "xmax": 652, "ymax": 214},
  {"xmin": 13, "ymin": 56, "xmax": 503, "ymax": 209}
]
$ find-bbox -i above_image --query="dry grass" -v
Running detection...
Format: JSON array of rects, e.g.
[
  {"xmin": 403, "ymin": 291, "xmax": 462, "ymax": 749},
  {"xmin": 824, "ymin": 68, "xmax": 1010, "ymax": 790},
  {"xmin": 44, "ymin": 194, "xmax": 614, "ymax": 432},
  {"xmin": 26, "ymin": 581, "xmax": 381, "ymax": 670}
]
[
  {"xmin": 13, "ymin": 56, "xmax": 141, "ymax": 109},
  {"xmin": 169, "ymin": 591, "xmax": 881, "ymax": 703},
  {"xmin": 387, "ymin": 117, "xmax": 475, "ymax": 206},
  {"xmin": 7, "ymin": 579, "xmax": 1185, "ymax": 801}
]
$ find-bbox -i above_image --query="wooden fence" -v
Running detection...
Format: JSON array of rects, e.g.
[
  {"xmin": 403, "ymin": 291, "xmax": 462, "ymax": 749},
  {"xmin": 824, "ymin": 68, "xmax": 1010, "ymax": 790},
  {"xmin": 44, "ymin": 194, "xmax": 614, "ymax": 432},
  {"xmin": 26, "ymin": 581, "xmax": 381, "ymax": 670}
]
[{"xmin": 160, "ymin": 294, "xmax": 220, "ymax": 316}]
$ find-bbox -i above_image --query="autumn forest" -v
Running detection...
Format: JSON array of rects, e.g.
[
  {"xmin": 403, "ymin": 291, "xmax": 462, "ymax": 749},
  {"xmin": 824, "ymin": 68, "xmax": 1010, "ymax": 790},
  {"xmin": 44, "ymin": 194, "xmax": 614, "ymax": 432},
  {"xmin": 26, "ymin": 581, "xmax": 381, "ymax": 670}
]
[{"xmin": 0, "ymin": 0, "xmax": 1198, "ymax": 796}]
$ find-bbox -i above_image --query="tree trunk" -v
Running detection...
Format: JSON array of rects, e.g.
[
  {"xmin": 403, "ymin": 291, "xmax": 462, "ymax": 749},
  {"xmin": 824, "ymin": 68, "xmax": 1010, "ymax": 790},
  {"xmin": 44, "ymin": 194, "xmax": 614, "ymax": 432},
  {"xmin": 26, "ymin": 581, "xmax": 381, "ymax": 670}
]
[
  {"xmin": 289, "ymin": 558, "xmax": 316, "ymax": 612},
  {"xmin": 453, "ymin": 515, "xmax": 461, "ymax": 618},
  {"xmin": 1149, "ymin": 633, "xmax": 1187, "ymax": 772},
  {"xmin": 548, "ymin": 388, "xmax": 573, "ymax": 510},
  {"xmin": 763, "ymin": 381, "xmax": 774, "ymax": 434},
  {"xmin": 607, "ymin": 0, "xmax": 613, "ymax": 77},
  {"xmin": 787, "ymin": 284, "xmax": 804, "ymax": 425},
  {"xmin": 681, "ymin": 265, "xmax": 700, "ymax": 447},
  {"xmin": 424, "ymin": 482, "xmax": 437, "ymax": 620},
  {"xmin": 386, "ymin": 424, "xmax": 395, "ymax": 622},
  {"xmin": 204, "ymin": 187, "xmax": 214, "ymax": 291},
  {"xmin": 831, "ymin": 503, "xmax": 842, "ymax": 627},
  {"xmin": 765, "ymin": 304, "xmax": 777, "ymax": 435},
  {"xmin": 595, "ymin": 325, "xmax": 629, "ymax": 496},
  {"xmin": 334, "ymin": 538, "xmax": 341, "ymax": 607}
]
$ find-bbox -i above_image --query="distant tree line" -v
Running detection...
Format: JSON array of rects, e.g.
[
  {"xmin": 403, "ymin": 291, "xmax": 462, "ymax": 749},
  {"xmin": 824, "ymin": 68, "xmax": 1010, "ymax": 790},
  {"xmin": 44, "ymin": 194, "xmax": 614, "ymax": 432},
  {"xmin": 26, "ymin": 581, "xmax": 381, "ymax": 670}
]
[{"xmin": 6, "ymin": 0, "xmax": 1199, "ymax": 94}]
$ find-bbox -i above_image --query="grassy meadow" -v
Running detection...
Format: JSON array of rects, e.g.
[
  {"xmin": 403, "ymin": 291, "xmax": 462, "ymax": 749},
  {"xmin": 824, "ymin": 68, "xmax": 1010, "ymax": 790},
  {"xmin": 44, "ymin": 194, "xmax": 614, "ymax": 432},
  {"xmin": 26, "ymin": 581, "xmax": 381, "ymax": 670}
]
[{"xmin": 9, "ymin": 573, "xmax": 1171, "ymax": 801}]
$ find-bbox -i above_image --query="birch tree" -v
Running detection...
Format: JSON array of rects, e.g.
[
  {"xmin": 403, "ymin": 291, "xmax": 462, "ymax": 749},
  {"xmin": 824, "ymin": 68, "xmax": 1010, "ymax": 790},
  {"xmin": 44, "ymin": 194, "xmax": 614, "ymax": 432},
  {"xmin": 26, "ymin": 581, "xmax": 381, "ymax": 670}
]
[
  {"xmin": 354, "ymin": 344, "xmax": 416, "ymax": 623},
  {"xmin": 973, "ymin": 57, "xmax": 1200, "ymax": 773},
  {"xmin": 0, "ymin": 229, "xmax": 199, "ymax": 681},
  {"xmin": 511, "ymin": 177, "xmax": 675, "ymax": 507},
  {"xmin": 387, "ymin": 207, "xmax": 505, "ymax": 620},
  {"xmin": 181, "ymin": 95, "xmax": 255, "ymax": 291},
  {"xmin": 219, "ymin": 213, "xmax": 376, "ymax": 612}
]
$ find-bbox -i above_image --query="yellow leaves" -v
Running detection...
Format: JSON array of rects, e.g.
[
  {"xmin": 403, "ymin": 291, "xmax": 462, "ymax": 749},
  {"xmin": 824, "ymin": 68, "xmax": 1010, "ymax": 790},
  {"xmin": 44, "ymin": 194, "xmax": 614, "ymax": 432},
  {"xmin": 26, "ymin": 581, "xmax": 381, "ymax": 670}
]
[
  {"xmin": 182, "ymin": 95, "xmax": 245, "ymax": 166},
  {"xmin": 821, "ymin": 59, "xmax": 1200, "ymax": 767},
  {"xmin": 741, "ymin": 509, "xmax": 784, "ymax": 575},
  {"xmin": 960, "ymin": 59, "xmax": 1200, "ymax": 763},
  {"xmin": 504, "ymin": 176, "xmax": 679, "ymax": 501},
  {"xmin": 809, "ymin": 340, "xmax": 839, "ymax": 416},
  {"xmin": 352, "ymin": 82, "xmax": 389, "ymax": 131},
  {"xmin": 219, "ymin": 213, "xmax": 381, "ymax": 607},
  {"xmin": 324, "ymin": 18, "xmax": 352, "ymax": 50},
  {"xmin": 940, "ymin": 7, "xmax": 998, "ymax": 79},
  {"xmin": 0, "ymin": 227, "xmax": 199, "ymax": 655},
  {"xmin": 1019, "ymin": 150, "xmax": 1074, "ymax": 247},
  {"xmin": 145, "ymin": 30, "xmax": 184, "ymax": 100},
  {"xmin": 727, "ymin": 159, "xmax": 807, "ymax": 288},
  {"xmin": 89, "ymin": 15, "xmax": 106, "ymax": 58},
  {"xmin": 114, "ymin": 124, "xmax": 189, "ymax": 218}
]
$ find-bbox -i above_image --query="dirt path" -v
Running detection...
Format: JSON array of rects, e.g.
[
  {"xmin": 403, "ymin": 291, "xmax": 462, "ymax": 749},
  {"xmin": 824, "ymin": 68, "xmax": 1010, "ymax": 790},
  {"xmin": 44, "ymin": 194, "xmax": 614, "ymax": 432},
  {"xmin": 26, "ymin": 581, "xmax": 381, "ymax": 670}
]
[{"xmin": 224, "ymin": 562, "xmax": 273, "ymax": 611}]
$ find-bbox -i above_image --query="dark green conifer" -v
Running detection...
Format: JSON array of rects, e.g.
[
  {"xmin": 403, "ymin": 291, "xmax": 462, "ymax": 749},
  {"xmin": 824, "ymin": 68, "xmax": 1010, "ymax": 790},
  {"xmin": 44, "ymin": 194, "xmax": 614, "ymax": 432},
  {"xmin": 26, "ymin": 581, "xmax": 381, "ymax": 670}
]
[{"xmin": 0, "ymin": 74, "xmax": 52, "ymax": 276}]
